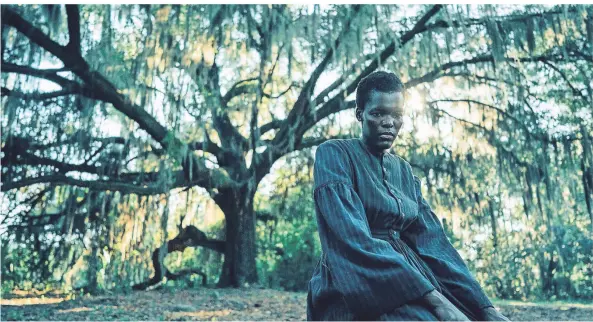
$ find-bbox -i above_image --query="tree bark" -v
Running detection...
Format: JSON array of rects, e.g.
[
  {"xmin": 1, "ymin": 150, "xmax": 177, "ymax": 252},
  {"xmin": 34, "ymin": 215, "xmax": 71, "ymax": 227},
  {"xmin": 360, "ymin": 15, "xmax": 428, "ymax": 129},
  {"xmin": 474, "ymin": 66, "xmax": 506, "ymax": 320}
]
[{"xmin": 214, "ymin": 184, "xmax": 258, "ymax": 287}]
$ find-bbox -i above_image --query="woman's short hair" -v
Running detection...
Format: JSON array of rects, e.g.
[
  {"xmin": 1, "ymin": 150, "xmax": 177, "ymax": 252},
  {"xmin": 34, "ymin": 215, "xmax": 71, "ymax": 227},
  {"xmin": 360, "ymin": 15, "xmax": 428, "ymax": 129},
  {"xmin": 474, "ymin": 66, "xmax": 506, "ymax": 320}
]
[{"xmin": 355, "ymin": 71, "xmax": 404, "ymax": 111}]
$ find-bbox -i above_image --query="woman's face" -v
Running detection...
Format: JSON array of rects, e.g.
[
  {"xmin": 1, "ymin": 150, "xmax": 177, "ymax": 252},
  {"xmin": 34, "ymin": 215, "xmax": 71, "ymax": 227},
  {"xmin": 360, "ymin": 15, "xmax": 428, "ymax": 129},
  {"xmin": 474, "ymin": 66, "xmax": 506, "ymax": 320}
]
[{"xmin": 357, "ymin": 91, "xmax": 405, "ymax": 154}]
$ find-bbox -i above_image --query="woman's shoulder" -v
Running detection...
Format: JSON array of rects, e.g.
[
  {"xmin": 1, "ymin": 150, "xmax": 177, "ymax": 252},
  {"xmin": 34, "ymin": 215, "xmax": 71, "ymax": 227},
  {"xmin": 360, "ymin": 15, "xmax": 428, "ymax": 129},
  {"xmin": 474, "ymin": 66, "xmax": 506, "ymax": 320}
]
[
  {"xmin": 316, "ymin": 138, "xmax": 361, "ymax": 158},
  {"xmin": 314, "ymin": 139, "xmax": 362, "ymax": 174},
  {"xmin": 318, "ymin": 138, "xmax": 360, "ymax": 150},
  {"xmin": 385, "ymin": 152, "xmax": 414, "ymax": 175}
]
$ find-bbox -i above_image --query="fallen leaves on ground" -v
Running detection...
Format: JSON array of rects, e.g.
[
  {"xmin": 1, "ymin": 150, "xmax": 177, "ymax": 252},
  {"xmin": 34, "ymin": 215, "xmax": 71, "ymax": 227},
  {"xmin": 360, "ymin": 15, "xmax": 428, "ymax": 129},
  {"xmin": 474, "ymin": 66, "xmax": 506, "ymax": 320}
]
[{"xmin": 2, "ymin": 288, "xmax": 592, "ymax": 321}]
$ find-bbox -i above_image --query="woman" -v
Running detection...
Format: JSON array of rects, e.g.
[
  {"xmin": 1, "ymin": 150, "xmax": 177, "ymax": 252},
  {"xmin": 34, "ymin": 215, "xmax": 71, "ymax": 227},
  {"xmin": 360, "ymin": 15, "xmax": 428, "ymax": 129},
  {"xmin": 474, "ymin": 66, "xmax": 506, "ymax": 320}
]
[{"xmin": 306, "ymin": 71, "xmax": 509, "ymax": 321}]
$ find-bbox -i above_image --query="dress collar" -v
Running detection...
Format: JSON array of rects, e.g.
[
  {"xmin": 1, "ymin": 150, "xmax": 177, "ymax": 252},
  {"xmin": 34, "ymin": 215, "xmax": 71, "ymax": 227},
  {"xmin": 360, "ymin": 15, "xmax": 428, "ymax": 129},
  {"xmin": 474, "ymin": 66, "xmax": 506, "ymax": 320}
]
[{"xmin": 357, "ymin": 137, "xmax": 387, "ymax": 159}]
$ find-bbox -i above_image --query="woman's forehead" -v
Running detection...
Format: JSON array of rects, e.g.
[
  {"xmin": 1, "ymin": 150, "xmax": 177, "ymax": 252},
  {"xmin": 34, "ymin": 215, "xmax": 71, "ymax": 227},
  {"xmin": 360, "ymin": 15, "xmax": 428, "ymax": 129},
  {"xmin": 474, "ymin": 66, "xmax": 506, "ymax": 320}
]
[{"xmin": 367, "ymin": 91, "xmax": 404, "ymax": 108}]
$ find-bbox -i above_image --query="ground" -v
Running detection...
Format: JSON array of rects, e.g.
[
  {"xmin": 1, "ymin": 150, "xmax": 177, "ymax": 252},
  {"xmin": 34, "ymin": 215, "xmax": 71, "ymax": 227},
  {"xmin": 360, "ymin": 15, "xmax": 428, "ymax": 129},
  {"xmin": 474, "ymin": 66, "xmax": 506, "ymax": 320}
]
[{"xmin": 2, "ymin": 288, "xmax": 592, "ymax": 321}]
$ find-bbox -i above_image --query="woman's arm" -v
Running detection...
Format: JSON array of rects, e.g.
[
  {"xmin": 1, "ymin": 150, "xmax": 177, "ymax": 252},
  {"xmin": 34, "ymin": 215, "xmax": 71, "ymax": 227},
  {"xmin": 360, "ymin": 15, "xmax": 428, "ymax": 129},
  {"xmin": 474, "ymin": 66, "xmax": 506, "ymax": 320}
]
[
  {"xmin": 312, "ymin": 141, "xmax": 435, "ymax": 318},
  {"xmin": 403, "ymin": 175, "xmax": 508, "ymax": 320}
]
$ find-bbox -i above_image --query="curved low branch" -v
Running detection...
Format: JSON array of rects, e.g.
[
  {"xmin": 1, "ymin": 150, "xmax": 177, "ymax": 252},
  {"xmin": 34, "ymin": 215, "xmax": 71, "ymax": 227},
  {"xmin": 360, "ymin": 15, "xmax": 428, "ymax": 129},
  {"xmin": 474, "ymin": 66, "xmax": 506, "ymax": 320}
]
[{"xmin": 132, "ymin": 225, "xmax": 223, "ymax": 290}]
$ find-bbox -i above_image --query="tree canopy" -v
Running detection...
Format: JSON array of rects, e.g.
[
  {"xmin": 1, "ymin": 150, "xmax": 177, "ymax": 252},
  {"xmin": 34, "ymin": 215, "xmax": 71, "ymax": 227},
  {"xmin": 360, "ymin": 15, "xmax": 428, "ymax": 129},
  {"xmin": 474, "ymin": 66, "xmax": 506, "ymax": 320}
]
[{"xmin": 1, "ymin": 4, "xmax": 592, "ymax": 298}]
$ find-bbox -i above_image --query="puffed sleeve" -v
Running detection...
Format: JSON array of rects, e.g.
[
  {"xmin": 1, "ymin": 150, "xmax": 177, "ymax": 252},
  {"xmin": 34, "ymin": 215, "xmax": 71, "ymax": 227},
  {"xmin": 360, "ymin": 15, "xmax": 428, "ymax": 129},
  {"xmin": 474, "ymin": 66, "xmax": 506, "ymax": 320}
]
[
  {"xmin": 312, "ymin": 141, "xmax": 435, "ymax": 318},
  {"xmin": 402, "ymin": 176, "xmax": 493, "ymax": 315}
]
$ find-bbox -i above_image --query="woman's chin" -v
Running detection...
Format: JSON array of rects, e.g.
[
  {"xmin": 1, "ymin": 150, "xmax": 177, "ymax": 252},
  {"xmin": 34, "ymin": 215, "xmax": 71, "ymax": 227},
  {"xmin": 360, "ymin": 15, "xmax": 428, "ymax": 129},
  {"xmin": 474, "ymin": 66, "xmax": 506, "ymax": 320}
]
[{"xmin": 376, "ymin": 140, "xmax": 393, "ymax": 150}]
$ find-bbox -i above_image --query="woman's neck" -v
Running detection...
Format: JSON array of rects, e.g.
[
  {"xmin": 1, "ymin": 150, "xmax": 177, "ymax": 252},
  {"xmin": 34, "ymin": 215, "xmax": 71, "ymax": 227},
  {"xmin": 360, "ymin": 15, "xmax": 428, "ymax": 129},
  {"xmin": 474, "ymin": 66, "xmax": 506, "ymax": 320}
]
[{"xmin": 359, "ymin": 137, "xmax": 386, "ymax": 157}]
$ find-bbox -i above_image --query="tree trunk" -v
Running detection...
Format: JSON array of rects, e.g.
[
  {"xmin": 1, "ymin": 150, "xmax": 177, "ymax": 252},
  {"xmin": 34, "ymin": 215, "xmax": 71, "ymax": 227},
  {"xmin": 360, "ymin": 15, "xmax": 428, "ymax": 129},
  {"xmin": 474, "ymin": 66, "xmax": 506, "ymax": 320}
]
[{"xmin": 215, "ymin": 183, "xmax": 258, "ymax": 287}]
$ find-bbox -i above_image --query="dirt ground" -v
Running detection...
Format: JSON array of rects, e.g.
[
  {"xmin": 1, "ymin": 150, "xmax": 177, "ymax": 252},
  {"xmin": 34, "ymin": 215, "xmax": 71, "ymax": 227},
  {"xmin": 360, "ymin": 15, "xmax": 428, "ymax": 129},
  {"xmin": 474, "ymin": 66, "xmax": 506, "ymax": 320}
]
[{"xmin": 2, "ymin": 288, "xmax": 592, "ymax": 321}]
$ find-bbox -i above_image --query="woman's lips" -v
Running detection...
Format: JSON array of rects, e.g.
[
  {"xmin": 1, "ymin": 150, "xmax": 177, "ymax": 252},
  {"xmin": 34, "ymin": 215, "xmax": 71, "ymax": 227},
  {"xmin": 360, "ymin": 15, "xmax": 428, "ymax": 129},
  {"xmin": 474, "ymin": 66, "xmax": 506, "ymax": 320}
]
[{"xmin": 378, "ymin": 133, "xmax": 394, "ymax": 140}]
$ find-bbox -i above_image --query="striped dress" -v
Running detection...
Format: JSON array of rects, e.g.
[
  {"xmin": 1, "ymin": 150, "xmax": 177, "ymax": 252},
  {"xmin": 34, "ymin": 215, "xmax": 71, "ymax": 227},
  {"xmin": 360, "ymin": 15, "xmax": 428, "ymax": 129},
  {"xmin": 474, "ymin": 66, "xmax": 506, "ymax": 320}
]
[{"xmin": 307, "ymin": 138, "xmax": 493, "ymax": 321}]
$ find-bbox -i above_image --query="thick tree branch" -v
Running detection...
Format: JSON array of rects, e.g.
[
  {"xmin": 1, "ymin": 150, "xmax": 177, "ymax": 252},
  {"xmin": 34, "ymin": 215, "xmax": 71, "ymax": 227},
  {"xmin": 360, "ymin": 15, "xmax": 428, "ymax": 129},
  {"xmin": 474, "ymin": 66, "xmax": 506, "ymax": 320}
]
[
  {"xmin": 193, "ymin": 64, "xmax": 250, "ymax": 153},
  {"xmin": 263, "ymin": 83, "xmax": 293, "ymax": 99},
  {"xmin": 187, "ymin": 140, "xmax": 222, "ymax": 157},
  {"xmin": 1, "ymin": 175, "xmax": 162, "ymax": 194},
  {"xmin": 431, "ymin": 98, "xmax": 525, "ymax": 126},
  {"xmin": 24, "ymin": 135, "xmax": 126, "ymax": 151},
  {"xmin": 5, "ymin": 151, "xmax": 141, "ymax": 186},
  {"xmin": 313, "ymin": 75, "xmax": 345, "ymax": 106},
  {"xmin": 1, "ymin": 62, "xmax": 73, "ymax": 88},
  {"xmin": 271, "ymin": 4, "xmax": 443, "ymax": 156},
  {"xmin": 309, "ymin": 7, "xmax": 569, "ymax": 111},
  {"xmin": 271, "ymin": 5, "xmax": 364, "ymax": 149},
  {"xmin": 2, "ymin": 7, "xmax": 233, "ymax": 188},
  {"xmin": 4, "ymin": 152, "xmax": 101, "ymax": 174},
  {"xmin": 2, "ymin": 8, "xmax": 72, "ymax": 64},
  {"xmin": 1, "ymin": 87, "xmax": 80, "ymax": 100},
  {"xmin": 331, "ymin": 4, "xmax": 443, "ymax": 97},
  {"xmin": 312, "ymin": 54, "xmax": 377, "ymax": 106},
  {"xmin": 1, "ymin": 135, "xmax": 228, "ymax": 192},
  {"xmin": 312, "ymin": 100, "xmax": 357, "ymax": 127},
  {"xmin": 257, "ymin": 99, "xmax": 356, "ymax": 174},
  {"xmin": 1, "ymin": 168, "xmax": 235, "ymax": 194},
  {"xmin": 65, "ymin": 5, "xmax": 81, "ymax": 54},
  {"xmin": 260, "ymin": 119, "xmax": 282, "ymax": 135},
  {"xmin": 222, "ymin": 77, "xmax": 259, "ymax": 104}
]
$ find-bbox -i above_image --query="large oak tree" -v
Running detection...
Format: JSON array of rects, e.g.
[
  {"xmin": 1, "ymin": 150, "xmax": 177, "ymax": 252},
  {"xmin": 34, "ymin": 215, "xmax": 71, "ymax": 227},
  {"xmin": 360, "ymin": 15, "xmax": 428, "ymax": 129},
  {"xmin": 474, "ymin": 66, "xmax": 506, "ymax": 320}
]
[{"xmin": 2, "ymin": 4, "xmax": 591, "ymax": 288}]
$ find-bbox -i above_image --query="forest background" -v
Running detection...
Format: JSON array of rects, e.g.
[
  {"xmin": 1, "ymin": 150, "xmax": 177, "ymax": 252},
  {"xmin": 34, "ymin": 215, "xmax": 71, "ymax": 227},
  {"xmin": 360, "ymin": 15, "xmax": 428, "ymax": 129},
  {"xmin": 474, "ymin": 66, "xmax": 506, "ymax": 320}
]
[{"xmin": 1, "ymin": 3, "xmax": 592, "ymax": 320}]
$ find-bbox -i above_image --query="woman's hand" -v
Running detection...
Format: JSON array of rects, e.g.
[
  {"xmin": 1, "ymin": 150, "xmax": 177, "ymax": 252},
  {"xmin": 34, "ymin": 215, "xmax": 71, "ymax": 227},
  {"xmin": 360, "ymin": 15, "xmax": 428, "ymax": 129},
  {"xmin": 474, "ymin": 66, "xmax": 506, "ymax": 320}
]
[
  {"xmin": 480, "ymin": 307, "xmax": 510, "ymax": 321},
  {"xmin": 423, "ymin": 290, "xmax": 470, "ymax": 321}
]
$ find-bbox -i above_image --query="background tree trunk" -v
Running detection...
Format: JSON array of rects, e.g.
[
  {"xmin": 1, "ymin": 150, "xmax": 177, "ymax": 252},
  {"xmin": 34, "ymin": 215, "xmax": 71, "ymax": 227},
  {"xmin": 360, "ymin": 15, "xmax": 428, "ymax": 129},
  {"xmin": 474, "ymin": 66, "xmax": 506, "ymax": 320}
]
[{"xmin": 215, "ymin": 184, "xmax": 258, "ymax": 287}]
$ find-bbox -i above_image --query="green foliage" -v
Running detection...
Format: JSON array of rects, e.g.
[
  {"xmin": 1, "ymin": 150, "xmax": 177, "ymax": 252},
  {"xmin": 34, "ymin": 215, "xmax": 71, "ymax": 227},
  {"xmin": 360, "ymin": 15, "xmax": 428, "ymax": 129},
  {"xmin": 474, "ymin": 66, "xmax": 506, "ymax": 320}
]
[
  {"xmin": 2, "ymin": 4, "xmax": 592, "ymax": 300},
  {"xmin": 256, "ymin": 183, "xmax": 321, "ymax": 291}
]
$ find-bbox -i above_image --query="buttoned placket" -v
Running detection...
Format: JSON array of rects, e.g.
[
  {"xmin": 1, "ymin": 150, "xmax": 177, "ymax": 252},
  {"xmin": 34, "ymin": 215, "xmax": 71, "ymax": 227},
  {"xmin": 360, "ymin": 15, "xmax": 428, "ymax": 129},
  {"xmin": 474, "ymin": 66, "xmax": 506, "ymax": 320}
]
[{"xmin": 381, "ymin": 154, "xmax": 405, "ymax": 227}]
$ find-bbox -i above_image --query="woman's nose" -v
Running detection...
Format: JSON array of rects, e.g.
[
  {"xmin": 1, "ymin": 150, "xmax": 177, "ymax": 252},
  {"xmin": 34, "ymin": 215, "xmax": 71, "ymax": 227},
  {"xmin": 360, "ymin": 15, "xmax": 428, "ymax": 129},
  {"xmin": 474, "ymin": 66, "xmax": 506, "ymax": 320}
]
[{"xmin": 381, "ymin": 118, "xmax": 395, "ymax": 128}]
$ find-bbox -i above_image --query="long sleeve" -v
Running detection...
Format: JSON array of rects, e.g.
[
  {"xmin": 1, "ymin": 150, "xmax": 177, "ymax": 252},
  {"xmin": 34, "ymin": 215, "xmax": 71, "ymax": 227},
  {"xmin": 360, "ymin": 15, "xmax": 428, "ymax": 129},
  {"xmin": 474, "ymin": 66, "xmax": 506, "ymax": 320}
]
[
  {"xmin": 402, "ymin": 176, "xmax": 493, "ymax": 315},
  {"xmin": 312, "ymin": 141, "xmax": 435, "ymax": 318}
]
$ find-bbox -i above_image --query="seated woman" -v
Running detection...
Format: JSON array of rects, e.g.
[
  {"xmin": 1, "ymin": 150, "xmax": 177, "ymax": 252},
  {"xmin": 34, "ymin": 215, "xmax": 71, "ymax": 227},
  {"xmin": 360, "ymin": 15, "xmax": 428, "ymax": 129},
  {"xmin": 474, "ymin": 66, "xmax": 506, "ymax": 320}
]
[{"xmin": 306, "ymin": 71, "xmax": 509, "ymax": 321}]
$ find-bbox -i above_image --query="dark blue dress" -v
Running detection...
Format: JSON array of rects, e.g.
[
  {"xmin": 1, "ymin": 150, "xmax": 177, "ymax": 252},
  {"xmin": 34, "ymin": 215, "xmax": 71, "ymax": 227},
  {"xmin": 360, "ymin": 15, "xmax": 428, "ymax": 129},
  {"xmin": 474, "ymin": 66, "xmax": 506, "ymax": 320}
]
[{"xmin": 307, "ymin": 138, "xmax": 493, "ymax": 320}]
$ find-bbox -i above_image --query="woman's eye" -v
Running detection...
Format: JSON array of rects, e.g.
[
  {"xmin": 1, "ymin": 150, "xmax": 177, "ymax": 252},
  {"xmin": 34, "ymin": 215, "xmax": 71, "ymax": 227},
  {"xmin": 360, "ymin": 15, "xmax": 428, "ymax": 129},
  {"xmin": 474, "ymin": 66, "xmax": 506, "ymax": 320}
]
[{"xmin": 371, "ymin": 112, "xmax": 382, "ymax": 117}]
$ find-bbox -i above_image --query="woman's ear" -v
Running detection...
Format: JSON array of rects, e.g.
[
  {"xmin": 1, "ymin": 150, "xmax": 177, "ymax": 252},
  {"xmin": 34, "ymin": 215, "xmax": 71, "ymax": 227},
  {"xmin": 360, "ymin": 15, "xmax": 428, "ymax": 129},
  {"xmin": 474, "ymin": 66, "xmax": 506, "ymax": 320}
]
[{"xmin": 355, "ymin": 108, "xmax": 363, "ymax": 122}]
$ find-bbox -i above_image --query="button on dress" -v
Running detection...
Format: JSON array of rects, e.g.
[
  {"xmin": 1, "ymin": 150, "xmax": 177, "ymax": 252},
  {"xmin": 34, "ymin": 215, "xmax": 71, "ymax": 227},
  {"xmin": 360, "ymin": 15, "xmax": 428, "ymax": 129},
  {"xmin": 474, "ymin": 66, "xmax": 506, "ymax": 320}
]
[{"xmin": 306, "ymin": 138, "xmax": 492, "ymax": 320}]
